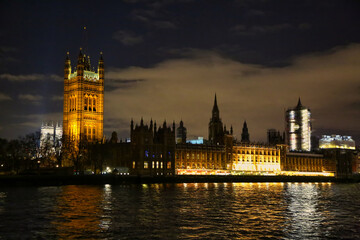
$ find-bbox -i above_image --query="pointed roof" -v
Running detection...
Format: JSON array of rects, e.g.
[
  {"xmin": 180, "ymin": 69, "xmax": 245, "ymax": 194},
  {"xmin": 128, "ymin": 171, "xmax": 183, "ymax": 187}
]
[
  {"xmin": 296, "ymin": 97, "xmax": 305, "ymax": 109},
  {"xmin": 212, "ymin": 93, "xmax": 219, "ymax": 112}
]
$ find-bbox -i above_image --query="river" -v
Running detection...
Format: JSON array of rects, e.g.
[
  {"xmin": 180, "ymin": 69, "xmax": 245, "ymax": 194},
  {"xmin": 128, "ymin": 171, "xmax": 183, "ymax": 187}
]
[{"xmin": 0, "ymin": 182, "xmax": 359, "ymax": 239}]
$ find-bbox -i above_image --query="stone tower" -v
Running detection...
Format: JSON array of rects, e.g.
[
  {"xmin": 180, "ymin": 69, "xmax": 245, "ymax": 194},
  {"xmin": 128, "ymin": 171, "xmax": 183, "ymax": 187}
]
[
  {"xmin": 63, "ymin": 49, "xmax": 104, "ymax": 143},
  {"xmin": 176, "ymin": 120, "xmax": 187, "ymax": 144},
  {"xmin": 241, "ymin": 121, "xmax": 250, "ymax": 143},
  {"xmin": 208, "ymin": 94, "xmax": 224, "ymax": 145}
]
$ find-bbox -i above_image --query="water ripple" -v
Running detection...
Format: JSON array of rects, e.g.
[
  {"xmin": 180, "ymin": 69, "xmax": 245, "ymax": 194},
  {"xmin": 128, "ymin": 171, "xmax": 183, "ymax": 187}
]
[{"xmin": 0, "ymin": 183, "xmax": 359, "ymax": 239}]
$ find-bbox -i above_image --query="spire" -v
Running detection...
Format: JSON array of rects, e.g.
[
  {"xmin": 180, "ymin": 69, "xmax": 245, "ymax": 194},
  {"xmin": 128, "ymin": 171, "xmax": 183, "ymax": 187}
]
[
  {"xmin": 65, "ymin": 51, "xmax": 70, "ymax": 61},
  {"xmin": 213, "ymin": 93, "xmax": 219, "ymax": 112},
  {"xmin": 241, "ymin": 121, "xmax": 250, "ymax": 143},
  {"xmin": 296, "ymin": 97, "xmax": 302, "ymax": 109},
  {"xmin": 99, "ymin": 51, "xmax": 103, "ymax": 61},
  {"xmin": 211, "ymin": 93, "xmax": 220, "ymax": 119}
]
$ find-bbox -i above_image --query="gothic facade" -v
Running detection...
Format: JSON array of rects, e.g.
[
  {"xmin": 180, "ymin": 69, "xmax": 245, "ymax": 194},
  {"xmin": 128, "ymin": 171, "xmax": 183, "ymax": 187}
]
[{"xmin": 63, "ymin": 49, "xmax": 104, "ymax": 143}]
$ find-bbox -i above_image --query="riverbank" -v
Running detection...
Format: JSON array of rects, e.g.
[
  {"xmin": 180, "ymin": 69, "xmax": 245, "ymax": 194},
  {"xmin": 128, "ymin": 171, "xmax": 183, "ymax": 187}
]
[{"xmin": 1, "ymin": 174, "xmax": 358, "ymax": 186}]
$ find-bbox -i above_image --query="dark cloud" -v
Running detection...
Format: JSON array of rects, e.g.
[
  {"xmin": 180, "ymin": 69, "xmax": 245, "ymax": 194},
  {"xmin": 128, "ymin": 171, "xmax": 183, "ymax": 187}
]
[
  {"xmin": 51, "ymin": 95, "xmax": 63, "ymax": 101},
  {"xmin": 104, "ymin": 44, "xmax": 360, "ymax": 142},
  {"xmin": 0, "ymin": 93, "xmax": 12, "ymax": 101},
  {"xmin": 231, "ymin": 23, "xmax": 292, "ymax": 36},
  {"xmin": 0, "ymin": 74, "xmax": 61, "ymax": 82},
  {"xmin": 113, "ymin": 30, "xmax": 144, "ymax": 46},
  {"xmin": 18, "ymin": 94, "xmax": 43, "ymax": 103}
]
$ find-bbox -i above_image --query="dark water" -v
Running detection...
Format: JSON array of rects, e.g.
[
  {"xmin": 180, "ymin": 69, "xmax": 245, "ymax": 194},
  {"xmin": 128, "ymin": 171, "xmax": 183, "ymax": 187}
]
[{"xmin": 0, "ymin": 182, "xmax": 359, "ymax": 239}]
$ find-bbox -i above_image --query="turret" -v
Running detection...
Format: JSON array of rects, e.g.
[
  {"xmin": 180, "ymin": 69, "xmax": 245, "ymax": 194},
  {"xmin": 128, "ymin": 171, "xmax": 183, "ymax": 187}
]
[
  {"xmin": 64, "ymin": 52, "xmax": 71, "ymax": 80},
  {"xmin": 98, "ymin": 52, "xmax": 104, "ymax": 83},
  {"xmin": 77, "ymin": 48, "xmax": 84, "ymax": 76},
  {"xmin": 212, "ymin": 93, "xmax": 219, "ymax": 119},
  {"xmin": 241, "ymin": 121, "xmax": 250, "ymax": 143}
]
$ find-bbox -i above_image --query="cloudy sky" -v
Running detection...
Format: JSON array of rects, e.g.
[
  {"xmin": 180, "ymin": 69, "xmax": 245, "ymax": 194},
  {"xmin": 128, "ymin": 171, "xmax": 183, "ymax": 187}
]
[{"xmin": 0, "ymin": 0, "xmax": 359, "ymax": 144}]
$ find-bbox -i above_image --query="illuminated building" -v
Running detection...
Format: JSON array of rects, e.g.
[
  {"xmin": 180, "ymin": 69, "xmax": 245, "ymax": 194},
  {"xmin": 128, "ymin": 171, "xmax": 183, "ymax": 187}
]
[
  {"xmin": 281, "ymin": 152, "xmax": 325, "ymax": 173},
  {"xmin": 319, "ymin": 135, "xmax": 355, "ymax": 150},
  {"xmin": 40, "ymin": 122, "xmax": 62, "ymax": 149},
  {"xmin": 285, "ymin": 98, "xmax": 311, "ymax": 151},
  {"xmin": 63, "ymin": 49, "xmax": 104, "ymax": 144},
  {"xmin": 175, "ymin": 143, "xmax": 228, "ymax": 175},
  {"xmin": 232, "ymin": 143, "xmax": 281, "ymax": 173},
  {"xmin": 186, "ymin": 137, "xmax": 204, "ymax": 144},
  {"xmin": 176, "ymin": 120, "xmax": 187, "ymax": 144}
]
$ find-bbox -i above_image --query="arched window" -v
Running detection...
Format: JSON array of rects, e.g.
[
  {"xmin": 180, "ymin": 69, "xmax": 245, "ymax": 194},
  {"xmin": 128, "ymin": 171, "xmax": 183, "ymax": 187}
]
[
  {"xmin": 93, "ymin": 98, "xmax": 96, "ymax": 111},
  {"xmin": 84, "ymin": 97, "xmax": 88, "ymax": 110}
]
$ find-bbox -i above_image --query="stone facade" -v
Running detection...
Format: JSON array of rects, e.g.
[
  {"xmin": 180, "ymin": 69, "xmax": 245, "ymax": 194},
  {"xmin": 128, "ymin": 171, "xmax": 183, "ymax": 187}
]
[{"xmin": 63, "ymin": 49, "xmax": 104, "ymax": 144}]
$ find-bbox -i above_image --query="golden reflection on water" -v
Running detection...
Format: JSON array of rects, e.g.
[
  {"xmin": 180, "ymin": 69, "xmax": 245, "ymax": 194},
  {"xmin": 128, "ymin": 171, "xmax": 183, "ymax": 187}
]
[{"xmin": 52, "ymin": 185, "xmax": 108, "ymax": 239}]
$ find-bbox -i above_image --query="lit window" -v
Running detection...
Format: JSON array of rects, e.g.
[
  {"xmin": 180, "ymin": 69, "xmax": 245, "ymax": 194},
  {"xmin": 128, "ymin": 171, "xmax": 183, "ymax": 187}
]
[
  {"xmin": 144, "ymin": 161, "xmax": 148, "ymax": 169},
  {"xmin": 133, "ymin": 161, "xmax": 136, "ymax": 169}
]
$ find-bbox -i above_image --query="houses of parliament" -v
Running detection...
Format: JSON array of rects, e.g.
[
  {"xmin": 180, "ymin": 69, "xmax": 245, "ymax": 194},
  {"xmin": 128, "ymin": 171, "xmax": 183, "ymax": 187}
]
[{"xmin": 60, "ymin": 48, "xmax": 358, "ymax": 178}]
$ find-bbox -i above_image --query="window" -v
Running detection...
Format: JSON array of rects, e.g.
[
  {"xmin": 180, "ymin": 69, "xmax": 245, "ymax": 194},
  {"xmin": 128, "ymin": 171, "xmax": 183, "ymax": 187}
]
[
  {"xmin": 133, "ymin": 161, "xmax": 136, "ymax": 169},
  {"xmin": 167, "ymin": 162, "xmax": 171, "ymax": 169},
  {"xmin": 84, "ymin": 97, "xmax": 88, "ymax": 110},
  {"xmin": 144, "ymin": 161, "xmax": 148, "ymax": 169},
  {"xmin": 160, "ymin": 162, "xmax": 163, "ymax": 168}
]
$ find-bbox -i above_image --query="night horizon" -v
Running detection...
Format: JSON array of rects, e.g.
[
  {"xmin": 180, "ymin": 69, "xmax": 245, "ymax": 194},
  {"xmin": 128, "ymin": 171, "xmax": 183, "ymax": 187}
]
[{"xmin": 1, "ymin": 0, "xmax": 359, "ymax": 144}]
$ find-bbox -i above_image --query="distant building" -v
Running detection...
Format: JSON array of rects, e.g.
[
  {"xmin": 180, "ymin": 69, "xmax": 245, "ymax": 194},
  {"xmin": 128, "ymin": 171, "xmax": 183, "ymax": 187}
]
[
  {"xmin": 285, "ymin": 98, "xmax": 311, "ymax": 151},
  {"xmin": 130, "ymin": 119, "xmax": 176, "ymax": 176},
  {"xmin": 208, "ymin": 94, "xmax": 224, "ymax": 145},
  {"xmin": 186, "ymin": 137, "xmax": 204, "ymax": 144},
  {"xmin": 319, "ymin": 135, "xmax": 355, "ymax": 150},
  {"xmin": 40, "ymin": 122, "xmax": 62, "ymax": 149},
  {"xmin": 267, "ymin": 129, "xmax": 285, "ymax": 145},
  {"xmin": 176, "ymin": 120, "xmax": 187, "ymax": 144},
  {"xmin": 208, "ymin": 94, "xmax": 233, "ymax": 145}
]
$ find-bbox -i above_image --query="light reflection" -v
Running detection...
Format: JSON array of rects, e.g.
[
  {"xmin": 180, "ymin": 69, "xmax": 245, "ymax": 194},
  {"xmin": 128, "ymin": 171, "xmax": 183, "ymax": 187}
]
[
  {"xmin": 52, "ymin": 186, "xmax": 104, "ymax": 238},
  {"xmin": 100, "ymin": 184, "xmax": 112, "ymax": 231},
  {"xmin": 284, "ymin": 183, "xmax": 323, "ymax": 238}
]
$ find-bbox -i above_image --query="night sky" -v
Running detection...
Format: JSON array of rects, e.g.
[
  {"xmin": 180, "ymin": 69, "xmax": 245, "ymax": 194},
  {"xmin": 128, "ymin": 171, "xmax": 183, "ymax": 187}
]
[{"xmin": 1, "ymin": 0, "xmax": 359, "ymax": 144}]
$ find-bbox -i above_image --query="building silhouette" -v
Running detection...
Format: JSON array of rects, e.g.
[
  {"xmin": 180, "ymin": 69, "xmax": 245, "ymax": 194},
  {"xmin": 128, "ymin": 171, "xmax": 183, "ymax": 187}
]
[
  {"xmin": 63, "ymin": 49, "xmax": 104, "ymax": 143},
  {"xmin": 176, "ymin": 120, "xmax": 187, "ymax": 144},
  {"xmin": 267, "ymin": 129, "xmax": 285, "ymax": 145},
  {"xmin": 285, "ymin": 98, "xmax": 311, "ymax": 151},
  {"xmin": 241, "ymin": 121, "xmax": 250, "ymax": 143},
  {"xmin": 208, "ymin": 94, "xmax": 225, "ymax": 145}
]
